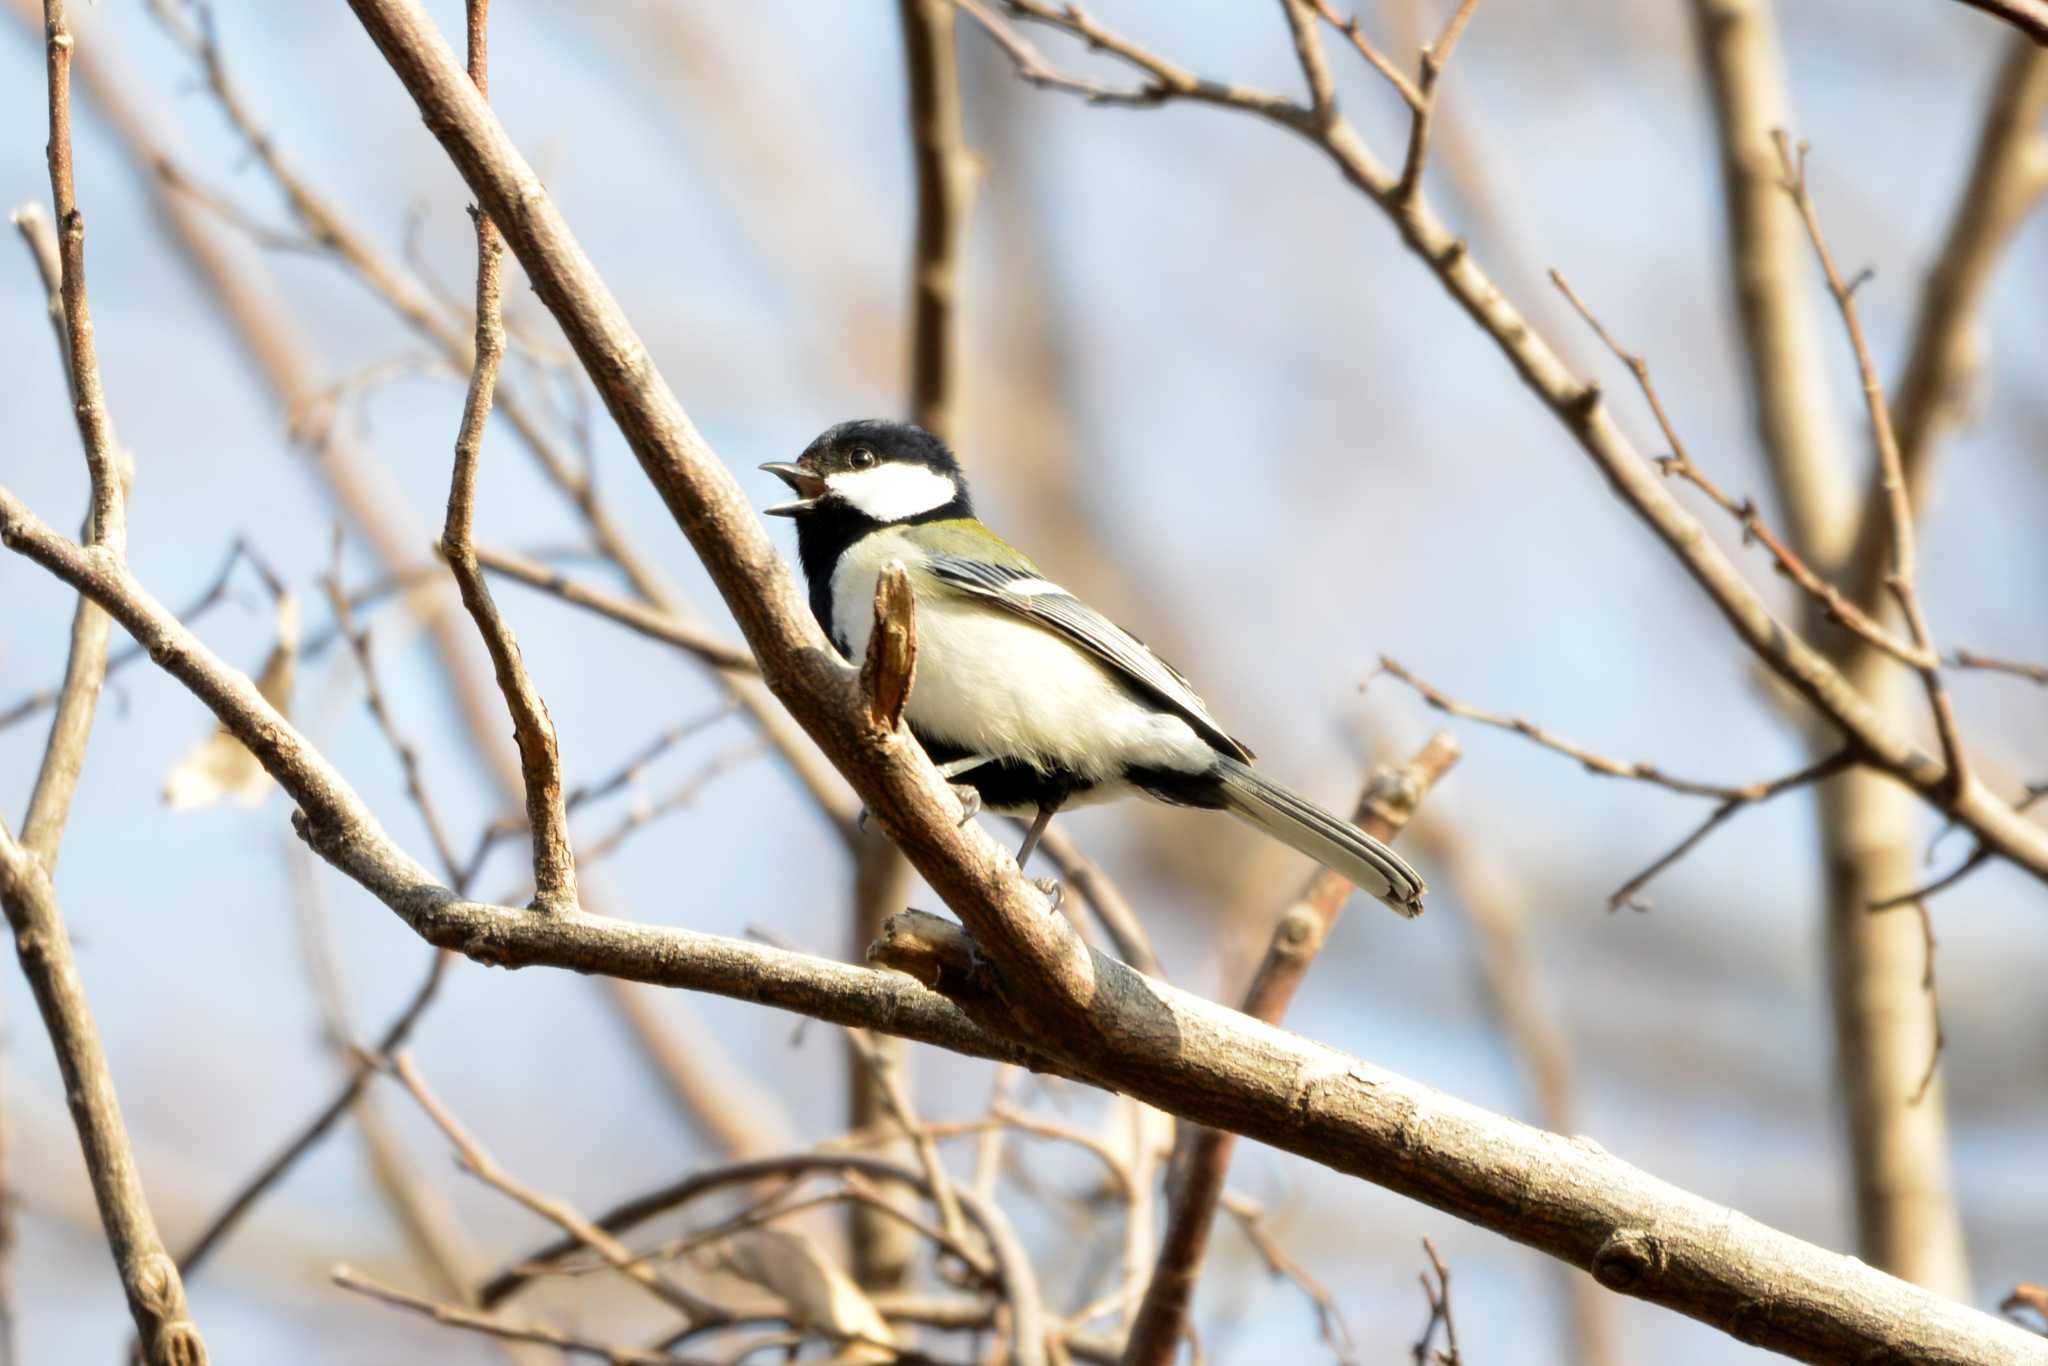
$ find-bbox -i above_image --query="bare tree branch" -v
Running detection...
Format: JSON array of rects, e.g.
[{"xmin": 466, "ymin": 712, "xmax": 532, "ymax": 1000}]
[
  {"xmin": 1774, "ymin": 132, "xmax": 1970, "ymax": 799},
  {"xmin": 437, "ymin": 0, "xmax": 579, "ymax": 913},
  {"xmin": 474, "ymin": 544, "xmax": 759, "ymax": 671},
  {"xmin": 0, "ymin": 823, "xmax": 205, "ymax": 1363},
  {"xmin": 10, "ymin": 208, "xmax": 127, "ymax": 872}
]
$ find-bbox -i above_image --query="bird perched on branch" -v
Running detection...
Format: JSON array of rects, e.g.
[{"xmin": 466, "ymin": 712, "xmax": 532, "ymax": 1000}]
[{"xmin": 762, "ymin": 420, "xmax": 1425, "ymax": 917}]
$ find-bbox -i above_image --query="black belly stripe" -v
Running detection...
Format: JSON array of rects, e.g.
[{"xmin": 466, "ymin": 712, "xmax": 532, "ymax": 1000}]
[
  {"xmin": 915, "ymin": 729, "xmax": 1090, "ymax": 812},
  {"xmin": 915, "ymin": 730, "xmax": 1227, "ymax": 813}
]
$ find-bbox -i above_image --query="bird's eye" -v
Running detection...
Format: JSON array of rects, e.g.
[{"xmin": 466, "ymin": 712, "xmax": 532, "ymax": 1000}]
[{"xmin": 849, "ymin": 447, "xmax": 876, "ymax": 470}]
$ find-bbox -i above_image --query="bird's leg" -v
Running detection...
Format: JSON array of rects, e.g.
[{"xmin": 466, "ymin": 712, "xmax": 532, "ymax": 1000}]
[
  {"xmin": 1016, "ymin": 803, "xmax": 1055, "ymax": 867},
  {"xmin": 1016, "ymin": 803, "xmax": 1065, "ymax": 911},
  {"xmin": 933, "ymin": 754, "xmax": 992, "ymax": 826}
]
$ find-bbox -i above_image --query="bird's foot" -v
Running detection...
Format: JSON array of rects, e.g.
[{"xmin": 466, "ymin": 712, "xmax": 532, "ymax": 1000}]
[
  {"xmin": 855, "ymin": 805, "xmax": 870, "ymax": 835},
  {"xmin": 1031, "ymin": 876, "xmax": 1064, "ymax": 912},
  {"xmin": 950, "ymin": 783, "xmax": 982, "ymax": 825}
]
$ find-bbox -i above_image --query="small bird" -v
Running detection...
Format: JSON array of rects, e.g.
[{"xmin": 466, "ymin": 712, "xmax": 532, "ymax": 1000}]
[{"xmin": 762, "ymin": 420, "xmax": 1425, "ymax": 917}]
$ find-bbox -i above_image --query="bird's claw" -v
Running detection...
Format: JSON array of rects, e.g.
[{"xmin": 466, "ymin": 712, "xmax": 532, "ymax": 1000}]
[
  {"xmin": 950, "ymin": 783, "xmax": 982, "ymax": 825},
  {"xmin": 856, "ymin": 805, "xmax": 870, "ymax": 835},
  {"xmin": 1032, "ymin": 876, "xmax": 1064, "ymax": 912}
]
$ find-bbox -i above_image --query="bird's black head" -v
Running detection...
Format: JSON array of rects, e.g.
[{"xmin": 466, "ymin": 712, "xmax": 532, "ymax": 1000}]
[
  {"xmin": 762, "ymin": 422, "xmax": 976, "ymax": 626},
  {"xmin": 761, "ymin": 420, "xmax": 970, "ymax": 524}
]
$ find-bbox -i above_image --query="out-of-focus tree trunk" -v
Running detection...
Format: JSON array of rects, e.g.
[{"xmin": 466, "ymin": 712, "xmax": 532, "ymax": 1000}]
[{"xmin": 1689, "ymin": 0, "xmax": 2048, "ymax": 1300}]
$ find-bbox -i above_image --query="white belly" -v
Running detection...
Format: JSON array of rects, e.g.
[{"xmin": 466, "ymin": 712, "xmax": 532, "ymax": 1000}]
[{"xmin": 832, "ymin": 530, "xmax": 1211, "ymax": 805}]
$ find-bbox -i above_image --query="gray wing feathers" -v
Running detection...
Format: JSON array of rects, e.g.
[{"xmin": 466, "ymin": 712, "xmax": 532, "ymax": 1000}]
[{"xmin": 927, "ymin": 556, "xmax": 1253, "ymax": 761}]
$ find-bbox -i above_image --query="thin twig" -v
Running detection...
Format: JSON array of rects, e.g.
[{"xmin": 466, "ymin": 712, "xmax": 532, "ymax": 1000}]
[
  {"xmin": 334, "ymin": 1266, "xmax": 703, "ymax": 1365},
  {"xmin": 323, "ymin": 568, "xmax": 464, "ymax": 880},
  {"xmin": 0, "ymin": 535, "xmax": 263, "ymax": 734},
  {"xmin": 151, "ymin": 155, "xmax": 320, "ymax": 253},
  {"xmin": 1306, "ymin": 0, "xmax": 1421, "ymax": 107},
  {"xmin": 1607, "ymin": 750, "xmax": 1855, "ymax": 911},
  {"xmin": 9, "ymin": 215, "xmax": 125, "ymax": 872},
  {"xmin": 1412, "ymin": 1236, "xmax": 1461, "ymax": 1365},
  {"xmin": 4, "ymin": 18, "xmax": 201, "ymax": 1354},
  {"xmin": 1382, "ymin": 655, "xmax": 1854, "ymax": 910},
  {"xmin": 1220, "ymin": 1193, "xmax": 1356, "ymax": 1360},
  {"xmin": 390, "ymin": 1052, "xmax": 726, "ymax": 1325},
  {"xmin": 1032, "ymin": 826, "xmax": 1162, "ymax": 978},
  {"xmin": 1378, "ymin": 655, "xmax": 1848, "ymax": 801},
  {"xmin": 1773, "ymin": 132, "xmax": 1969, "ymax": 799},
  {"xmin": 1886, "ymin": 898, "xmax": 1945, "ymax": 1107},
  {"xmin": 1278, "ymin": 0, "xmax": 1338, "ymax": 127},
  {"xmin": 440, "ymin": 0, "xmax": 578, "ymax": 913},
  {"xmin": 1397, "ymin": 0, "xmax": 1484, "ymax": 204},
  {"xmin": 572, "ymin": 743, "xmax": 763, "ymax": 868},
  {"xmin": 844, "ymin": 1026, "xmax": 970, "ymax": 1258},
  {"xmin": 475, "ymin": 545, "xmax": 759, "ymax": 671},
  {"xmin": 1948, "ymin": 648, "xmax": 2048, "ymax": 686},
  {"xmin": 1547, "ymin": 267, "xmax": 1932, "ymax": 669}
]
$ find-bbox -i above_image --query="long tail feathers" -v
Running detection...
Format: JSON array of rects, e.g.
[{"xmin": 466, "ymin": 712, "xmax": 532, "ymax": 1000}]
[{"xmin": 1213, "ymin": 758, "xmax": 1426, "ymax": 917}]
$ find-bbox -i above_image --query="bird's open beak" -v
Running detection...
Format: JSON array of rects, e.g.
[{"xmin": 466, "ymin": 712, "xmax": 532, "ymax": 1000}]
[{"xmin": 760, "ymin": 462, "xmax": 827, "ymax": 517}]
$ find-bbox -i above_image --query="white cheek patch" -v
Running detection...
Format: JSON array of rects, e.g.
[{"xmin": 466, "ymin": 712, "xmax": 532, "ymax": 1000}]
[{"xmin": 828, "ymin": 464, "xmax": 957, "ymax": 521}]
